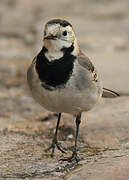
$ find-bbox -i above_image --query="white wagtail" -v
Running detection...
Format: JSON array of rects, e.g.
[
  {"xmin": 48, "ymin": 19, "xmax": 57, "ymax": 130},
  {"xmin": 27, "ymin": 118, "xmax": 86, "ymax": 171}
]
[{"xmin": 27, "ymin": 19, "xmax": 119, "ymax": 162}]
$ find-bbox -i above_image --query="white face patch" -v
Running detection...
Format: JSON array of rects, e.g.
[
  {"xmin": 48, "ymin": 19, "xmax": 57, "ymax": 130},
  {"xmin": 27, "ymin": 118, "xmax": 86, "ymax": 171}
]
[
  {"xmin": 45, "ymin": 51, "xmax": 63, "ymax": 61},
  {"xmin": 43, "ymin": 23, "xmax": 79, "ymax": 61},
  {"xmin": 44, "ymin": 23, "xmax": 75, "ymax": 43},
  {"xmin": 45, "ymin": 24, "xmax": 60, "ymax": 37}
]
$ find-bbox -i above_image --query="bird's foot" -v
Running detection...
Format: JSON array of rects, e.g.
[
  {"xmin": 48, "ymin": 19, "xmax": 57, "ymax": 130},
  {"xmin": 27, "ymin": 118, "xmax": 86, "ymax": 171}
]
[
  {"xmin": 60, "ymin": 150, "xmax": 80, "ymax": 163},
  {"xmin": 45, "ymin": 140, "xmax": 66, "ymax": 157}
]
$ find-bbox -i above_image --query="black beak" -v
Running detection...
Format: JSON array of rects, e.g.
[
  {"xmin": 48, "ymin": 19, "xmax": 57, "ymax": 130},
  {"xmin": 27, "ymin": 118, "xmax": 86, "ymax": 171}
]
[{"xmin": 44, "ymin": 34, "xmax": 57, "ymax": 40}]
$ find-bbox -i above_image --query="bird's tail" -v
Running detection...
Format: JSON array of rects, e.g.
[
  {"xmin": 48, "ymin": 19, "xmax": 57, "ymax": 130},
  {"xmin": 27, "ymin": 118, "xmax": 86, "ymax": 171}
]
[{"xmin": 102, "ymin": 88, "xmax": 120, "ymax": 98}]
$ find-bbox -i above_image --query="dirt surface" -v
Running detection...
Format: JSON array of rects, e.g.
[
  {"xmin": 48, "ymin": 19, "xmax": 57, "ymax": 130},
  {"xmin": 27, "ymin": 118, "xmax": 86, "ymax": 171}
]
[{"xmin": 0, "ymin": 0, "xmax": 129, "ymax": 179}]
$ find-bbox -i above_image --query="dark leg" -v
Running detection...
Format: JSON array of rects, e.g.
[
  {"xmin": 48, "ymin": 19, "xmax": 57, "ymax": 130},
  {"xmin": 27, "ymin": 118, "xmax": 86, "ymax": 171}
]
[
  {"xmin": 45, "ymin": 113, "xmax": 65, "ymax": 157},
  {"xmin": 61, "ymin": 112, "xmax": 81, "ymax": 162}
]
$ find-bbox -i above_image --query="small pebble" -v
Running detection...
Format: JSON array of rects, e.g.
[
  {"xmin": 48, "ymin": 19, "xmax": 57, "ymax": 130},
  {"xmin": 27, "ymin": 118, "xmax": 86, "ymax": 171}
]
[{"xmin": 67, "ymin": 134, "xmax": 73, "ymax": 139}]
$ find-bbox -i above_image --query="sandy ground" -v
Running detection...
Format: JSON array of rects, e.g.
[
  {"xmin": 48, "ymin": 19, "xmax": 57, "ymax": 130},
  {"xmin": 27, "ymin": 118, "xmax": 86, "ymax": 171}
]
[{"xmin": 0, "ymin": 0, "xmax": 129, "ymax": 179}]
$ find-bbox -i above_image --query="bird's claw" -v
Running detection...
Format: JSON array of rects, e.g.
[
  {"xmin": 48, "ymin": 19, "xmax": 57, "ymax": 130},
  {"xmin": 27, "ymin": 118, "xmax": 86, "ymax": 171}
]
[
  {"xmin": 45, "ymin": 140, "xmax": 66, "ymax": 157},
  {"xmin": 60, "ymin": 151, "xmax": 80, "ymax": 162}
]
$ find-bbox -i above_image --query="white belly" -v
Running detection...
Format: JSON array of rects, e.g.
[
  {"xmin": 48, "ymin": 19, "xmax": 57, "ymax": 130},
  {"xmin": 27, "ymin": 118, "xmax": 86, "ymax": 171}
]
[{"xmin": 27, "ymin": 64, "xmax": 102, "ymax": 115}]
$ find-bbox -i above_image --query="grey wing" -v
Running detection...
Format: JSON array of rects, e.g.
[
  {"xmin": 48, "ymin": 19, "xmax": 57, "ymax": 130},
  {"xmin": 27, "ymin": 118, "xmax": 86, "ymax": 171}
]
[
  {"xmin": 77, "ymin": 51, "xmax": 120, "ymax": 97},
  {"xmin": 77, "ymin": 50, "xmax": 98, "ymax": 82},
  {"xmin": 27, "ymin": 56, "xmax": 37, "ymax": 88}
]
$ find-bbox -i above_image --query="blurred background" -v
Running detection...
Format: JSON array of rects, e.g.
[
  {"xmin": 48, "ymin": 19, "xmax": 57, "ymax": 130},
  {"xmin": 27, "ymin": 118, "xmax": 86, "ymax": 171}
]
[
  {"xmin": 0, "ymin": 0, "xmax": 129, "ymax": 146},
  {"xmin": 1, "ymin": 0, "xmax": 129, "ymax": 92},
  {"xmin": 0, "ymin": 0, "xmax": 129, "ymax": 177},
  {"xmin": 0, "ymin": 0, "xmax": 129, "ymax": 139}
]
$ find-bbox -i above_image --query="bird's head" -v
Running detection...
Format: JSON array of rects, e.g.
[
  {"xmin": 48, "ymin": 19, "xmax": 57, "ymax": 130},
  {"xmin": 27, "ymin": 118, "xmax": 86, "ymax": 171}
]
[{"xmin": 43, "ymin": 19, "xmax": 79, "ymax": 60}]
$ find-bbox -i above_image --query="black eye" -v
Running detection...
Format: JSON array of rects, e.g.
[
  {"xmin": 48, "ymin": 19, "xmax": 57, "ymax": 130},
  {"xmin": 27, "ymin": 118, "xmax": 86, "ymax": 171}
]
[{"xmin": 62, "ymin": 30, "xmax": 67, "ymax": 36}]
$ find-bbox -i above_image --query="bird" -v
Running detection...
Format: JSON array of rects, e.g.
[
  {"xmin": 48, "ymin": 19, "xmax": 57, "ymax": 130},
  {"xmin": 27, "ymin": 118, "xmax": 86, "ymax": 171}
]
[{"xmin": 27, "ymin": 19, "xmax": 119, "ymax": 162}]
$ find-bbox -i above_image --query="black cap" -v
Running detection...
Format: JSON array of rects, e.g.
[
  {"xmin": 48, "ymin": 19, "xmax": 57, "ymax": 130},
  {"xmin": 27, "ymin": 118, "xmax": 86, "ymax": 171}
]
[{"xmin": 46, "ymin": 19, "xmax": 72, "ymax": 27}]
